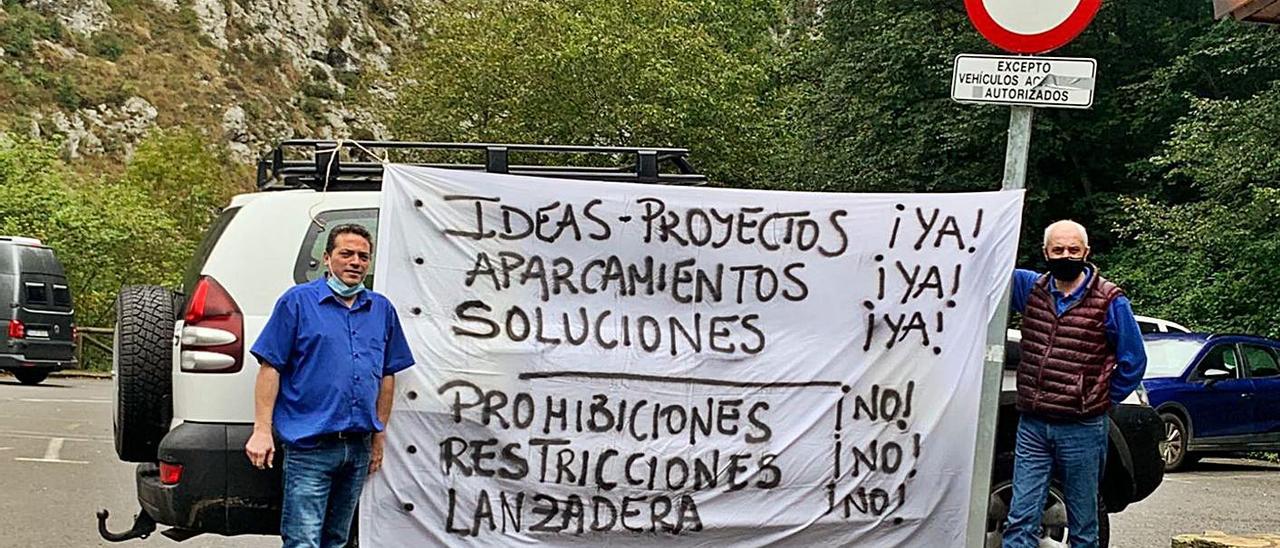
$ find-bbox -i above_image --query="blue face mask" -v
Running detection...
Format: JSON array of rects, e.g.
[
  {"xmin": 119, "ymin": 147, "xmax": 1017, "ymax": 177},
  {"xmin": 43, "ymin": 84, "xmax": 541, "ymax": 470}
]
[{"xmin": 326, "ymin": 272, "xmax": 366, "ymax": 298}]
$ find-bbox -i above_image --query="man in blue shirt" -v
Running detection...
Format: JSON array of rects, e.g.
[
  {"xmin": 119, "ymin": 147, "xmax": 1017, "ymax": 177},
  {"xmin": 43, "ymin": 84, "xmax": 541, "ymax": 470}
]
[
  {"xmin": 245, "ymin": 224, "xmax": 414, "ymax": 548},
  {"xmin": 1002, "ymin": 220, "xmax": 1147, "ymax": 548}
]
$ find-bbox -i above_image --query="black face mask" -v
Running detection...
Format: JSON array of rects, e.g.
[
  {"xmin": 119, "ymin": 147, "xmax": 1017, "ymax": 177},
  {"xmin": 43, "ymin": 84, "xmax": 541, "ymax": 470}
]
[{"xmin": 1046, "ymin": 257, "xmax": 1087, "ymax": 281}]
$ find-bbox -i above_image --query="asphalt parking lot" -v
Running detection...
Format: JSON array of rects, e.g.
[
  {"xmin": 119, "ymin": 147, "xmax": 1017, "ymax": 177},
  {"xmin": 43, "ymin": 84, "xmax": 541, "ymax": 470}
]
[
  {"xmin": 0, "ymin": 375, "xmax": 272, "ymax": 547},
  {"xmin": 1111, "ymin": 457, "xmax": 1280, "ymax": 547},
  {"xmin": 1, "ymin": 375, "xmax": 1276, "ymax": 547}
]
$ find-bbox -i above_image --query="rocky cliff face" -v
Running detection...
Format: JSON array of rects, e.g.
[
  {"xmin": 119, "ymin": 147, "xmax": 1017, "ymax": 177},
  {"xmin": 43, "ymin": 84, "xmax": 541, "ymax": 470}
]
[{"xmin": 3, "ymin": 0, "xmax": 414, "ymax": 162}]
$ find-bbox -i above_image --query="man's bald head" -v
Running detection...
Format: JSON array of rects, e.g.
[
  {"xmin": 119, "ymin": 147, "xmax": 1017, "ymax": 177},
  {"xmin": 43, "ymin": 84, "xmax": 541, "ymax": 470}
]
[{"xmin": 1043, "ymin": 220, "xmax": 1090, "ymax": 260}]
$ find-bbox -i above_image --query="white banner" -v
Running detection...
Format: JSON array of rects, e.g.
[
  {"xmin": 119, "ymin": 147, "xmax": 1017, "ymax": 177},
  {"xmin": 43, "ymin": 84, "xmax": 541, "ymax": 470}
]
[{"xmin": 363, "ymin": 164, "xmax": 1024, "ymax": 546}]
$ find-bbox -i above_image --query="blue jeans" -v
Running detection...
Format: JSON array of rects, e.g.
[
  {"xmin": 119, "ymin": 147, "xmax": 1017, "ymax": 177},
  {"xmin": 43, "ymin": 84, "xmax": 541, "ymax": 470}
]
[
  {"xmin": 1003, "ymin": 414, "xmax": 1109, "ymax": 548},
  {"xmin": 281, "ymin": 435, "xmax": 372, "ymax": 548}
]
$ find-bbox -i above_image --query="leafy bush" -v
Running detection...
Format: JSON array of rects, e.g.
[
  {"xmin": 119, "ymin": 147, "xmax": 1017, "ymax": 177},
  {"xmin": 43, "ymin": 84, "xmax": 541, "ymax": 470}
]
[
  {"xmin": 302, "ymin": 81, "xmax": 339, "ymax": 100},
  {"xmin": 53, "ymin": 76, "xmax": 83, "ymax": 110},
  {"xmin": 92, "ymin": 30, "xmax": 127, "ymax": 61},
  {"xmin": 1109, "ymin": 81, "xmax": 1280, "ymax": 336},
  {"xmin": 0, "ymin": 6, "xmax": 61, "ymax": 58},
  {"xmin": 0, "ymin": 131, "xmax": 247, "ymax": 334},
  {"xmin": 326, "ymin": 18, "xmax": 349, "ymax": 44},
  {"xmin": 0, "ymin": 135, "xmax": 182, "ymax": 330},
  {"xmin": 335, "ymin": 69, "xmax": 362, "ymax": 90},
  {"xmin": 382, "ymin": 0, "xmax": 787, "ymax": 186}
]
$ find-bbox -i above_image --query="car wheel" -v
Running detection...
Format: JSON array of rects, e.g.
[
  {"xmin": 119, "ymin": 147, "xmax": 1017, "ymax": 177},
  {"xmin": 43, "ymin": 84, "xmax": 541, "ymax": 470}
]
[
  {"xmin": 986, "ymin": 453, "xmax": 1111, "ymax": 548},
  {"xmin": 13, "ymin": 369, "xmax": 49, "ymax": 385},
  {"xmin": 1161, "ymin": 412, "xmax": 1199, "ymax": 472},
  {"xmin": 113, "ymin": 285, "xmax": 177, "ymax": 463}
]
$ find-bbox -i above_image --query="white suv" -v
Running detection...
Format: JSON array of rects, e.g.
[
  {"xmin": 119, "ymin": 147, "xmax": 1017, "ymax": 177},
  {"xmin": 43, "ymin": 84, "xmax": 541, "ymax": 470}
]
[
  {"xmin": 97, "ymin": 140, "xmax": 703, "ymax": 542},
  {"xmin": 1135, "ymin": 315, "xmax": 1190, "ymax": 334}
]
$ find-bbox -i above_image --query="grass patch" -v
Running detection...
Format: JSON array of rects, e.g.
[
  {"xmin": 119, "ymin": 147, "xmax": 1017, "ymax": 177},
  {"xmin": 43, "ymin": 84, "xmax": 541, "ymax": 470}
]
[
  {"xmin": 0, "ymin": 4, "xmax": 63, "ymax": 58},
  {"xmin": 299, "ymin": 96, "xmax": 325, "ymax": 121},
  {"xmin": 54, "ymin": 75, "xmax": 83, "ymax": 109},
  {"xmin": 335, "ymin": 69, "xmax": 362, "ymax": 89},
  {"xmin": 1248, "ymin": 452, "xmax": 1280, "ymax": 463},
  {"xmin": 91, "ymin": 30, "xmax": 128, "ymax": 61},
  {"xmin": 302, "ymin": 81, "xmax": 339, "ymax": 100},
  {"xmin": 327, "ymin": 17, "xmax": 349, "ymax": 44}
]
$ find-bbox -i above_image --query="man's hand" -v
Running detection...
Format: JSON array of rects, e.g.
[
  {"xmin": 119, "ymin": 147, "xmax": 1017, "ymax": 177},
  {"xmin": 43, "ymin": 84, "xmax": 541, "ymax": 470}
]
[
  {"xmin": 248, "ymin": 364, "xmax": 280, "ymax": 470},
  {"xmin": 246, "ymin": 430, "xmax": 275, "ymax": 469},
  {"xmin": 370, "ymin": 432, "xmax": 385, "ymax": 473}
]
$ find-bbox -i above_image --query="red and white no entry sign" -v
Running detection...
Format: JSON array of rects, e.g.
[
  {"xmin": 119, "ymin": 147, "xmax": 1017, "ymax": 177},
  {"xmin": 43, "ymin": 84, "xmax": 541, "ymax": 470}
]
[{"xmin": 964, "ymin": 0, "xmax": 1102, "ymax": 54}]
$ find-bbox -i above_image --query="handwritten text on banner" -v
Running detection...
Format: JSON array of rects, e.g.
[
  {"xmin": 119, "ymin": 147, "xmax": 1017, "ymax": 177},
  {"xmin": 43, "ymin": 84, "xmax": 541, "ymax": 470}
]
[{"xmin": 363, "ymin": 164, "xmax": 1024, "ymax": 547}]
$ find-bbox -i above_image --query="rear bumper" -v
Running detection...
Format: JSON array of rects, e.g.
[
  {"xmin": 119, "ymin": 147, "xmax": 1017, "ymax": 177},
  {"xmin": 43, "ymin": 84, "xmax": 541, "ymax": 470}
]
[
  {"xmin": 137, "ymin": 422, "xmax": 281, "ymax": 536},
  {"xmin": 0, "ymin": 353, "xmax": 74, "ymax": 370}
]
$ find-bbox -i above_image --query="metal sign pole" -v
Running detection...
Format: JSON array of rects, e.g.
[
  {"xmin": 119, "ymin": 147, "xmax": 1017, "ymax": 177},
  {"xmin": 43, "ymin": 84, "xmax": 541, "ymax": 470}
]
[
  {"xmin": 964, "ymin": 105, "xmax": 1033, "ymax": 547},
  {"xmin": 1001, "ymin": 107, "xmax": 1034, "ymax": 190}
]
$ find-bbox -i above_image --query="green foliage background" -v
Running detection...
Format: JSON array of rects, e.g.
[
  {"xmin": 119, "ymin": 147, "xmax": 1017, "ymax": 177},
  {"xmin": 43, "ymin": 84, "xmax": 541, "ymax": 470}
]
[
  {"xmin": 0, "ymin": 131, "xmax": 245, "ymax": 368},
  {"xmin": 1, "ymin": 0, "xmax": 1278, "ymax": 372},
  {"xmin": 379, "ymin": 0, "xmax": 1280, "ymax": 336}
]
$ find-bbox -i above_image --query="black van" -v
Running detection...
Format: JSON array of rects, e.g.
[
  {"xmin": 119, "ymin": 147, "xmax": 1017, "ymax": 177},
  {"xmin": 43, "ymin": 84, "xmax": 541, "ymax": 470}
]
[{"xmin": 0, "ymin": 236, "xmax": 76, "ymax": 385}]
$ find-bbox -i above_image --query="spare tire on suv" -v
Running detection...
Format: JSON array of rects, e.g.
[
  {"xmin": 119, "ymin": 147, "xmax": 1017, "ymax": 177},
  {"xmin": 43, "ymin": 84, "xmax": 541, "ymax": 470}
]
[{"xmin": 113, "ymin": 285, "xmax": 178, "ymax": 463}]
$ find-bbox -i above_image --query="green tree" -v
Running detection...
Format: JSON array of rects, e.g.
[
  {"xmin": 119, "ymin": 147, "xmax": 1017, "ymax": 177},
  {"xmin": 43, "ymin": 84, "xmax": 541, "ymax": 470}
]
[
  {"xmin": 379, "ymin": 0, "xmax": 788, "ymax": 186},
  {"xmin": 790, "ymin": 0, "xmax": 1223, "ymax": 260},
  {"xmin": 0, "ymin": 135, "xmax": 185, "ymax": 327},
  {"xmin": 0, "ymin": 130, "xmax": 246, "ymax": 330},
  {"xmin": 120, "ymin": 128, "xmax": 249, "ymax": 245},
  {"xmin": 1109, "ymin": 78, "xmax": 1280, "ymax": 336}
]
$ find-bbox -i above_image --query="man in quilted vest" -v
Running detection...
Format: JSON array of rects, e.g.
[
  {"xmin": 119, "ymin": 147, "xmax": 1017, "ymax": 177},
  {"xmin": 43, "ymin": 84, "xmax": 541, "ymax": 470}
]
[{"xmin": 1002, "ymin": 220, "xmax": 1147, "ymax": 548}]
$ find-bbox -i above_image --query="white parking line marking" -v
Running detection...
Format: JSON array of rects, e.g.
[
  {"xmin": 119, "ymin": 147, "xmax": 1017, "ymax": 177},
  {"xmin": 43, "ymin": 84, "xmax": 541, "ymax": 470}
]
[
  {"xmin": 14, "ymin": 457, "xmax": 89, "ymax": 464},
  {"xmin": 14, "ymin": 438, "xmax": 88, "ymax": 464},
  {"xmin": 0, "ymin": 429, "xmax": 111, "ymax": 443},
  {"xmin": 0, "ymin": 414, "xmax": 88, "ymax": 423},
  {"xmin": 44, "ymin": 437, "xmax": 62, "ymax": 459},
  {"xmin": 1186, "ymin": 473, "xmax": 1277, "ymax": 481},
  {"xmin": 0, "ymin": 447, "xmax": 11, "ymax": 451},
  {"xmin": 18, "ymin": 398, "xmax": 110, "ymax": 404}
]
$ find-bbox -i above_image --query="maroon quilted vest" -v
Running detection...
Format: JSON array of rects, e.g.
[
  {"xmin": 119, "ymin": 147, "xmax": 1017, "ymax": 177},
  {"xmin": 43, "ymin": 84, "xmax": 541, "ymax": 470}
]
[{"xmin": 1017, "ymin": 270, "xmax": 1123, "ymax": 419}]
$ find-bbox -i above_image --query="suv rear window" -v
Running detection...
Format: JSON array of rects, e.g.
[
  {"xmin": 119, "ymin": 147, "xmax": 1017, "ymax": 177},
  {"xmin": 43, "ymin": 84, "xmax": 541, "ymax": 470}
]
[
  {"xmin": 294, "ymin": 209, "xmax": 380, "ymax": 288},
  {"xmin": 182, "ymin": 207, "xmax": 242, "ymax": 300}
]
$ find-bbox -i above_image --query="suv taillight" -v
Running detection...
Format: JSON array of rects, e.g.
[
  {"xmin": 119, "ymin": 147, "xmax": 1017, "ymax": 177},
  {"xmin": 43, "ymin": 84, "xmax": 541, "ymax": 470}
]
[
  {"xmin": 179, "ymin": 276, "xmax": 244, "ymax": 373},
  {"xmin": 7, "ymin": 320, "xmax": 23, "ymax": 339},
  {"xmin": 159, "ymin": 461, "xmax": 184, "ymax": 485}
]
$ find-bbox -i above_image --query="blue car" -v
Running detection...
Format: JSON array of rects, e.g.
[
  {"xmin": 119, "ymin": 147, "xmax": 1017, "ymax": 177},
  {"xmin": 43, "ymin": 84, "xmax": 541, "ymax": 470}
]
[{"xmin": 1143, "ymin": 332, "xmax": 1280, "ymax": 471}]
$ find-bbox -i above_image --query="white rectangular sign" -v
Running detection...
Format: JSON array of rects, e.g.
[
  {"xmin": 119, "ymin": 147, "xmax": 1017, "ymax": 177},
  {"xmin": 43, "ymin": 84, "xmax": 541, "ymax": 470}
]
[
  {"xmin": 952, "ymin": 54, "xmax": 1097, "ymax": 109},
  {"xmin": 364, "ymin": 164, "xmax": 1024, "ymax": 547}
]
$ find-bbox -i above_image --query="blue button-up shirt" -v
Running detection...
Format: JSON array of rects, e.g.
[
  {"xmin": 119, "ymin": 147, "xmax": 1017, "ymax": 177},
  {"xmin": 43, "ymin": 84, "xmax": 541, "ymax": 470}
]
[
  {"xmin": 1011, "ymin": 268, "xmax": 1147, "ymax": 404},
  {"xmin": 250, "ymin": 278, "xmax": 415, "ymax": 447}
]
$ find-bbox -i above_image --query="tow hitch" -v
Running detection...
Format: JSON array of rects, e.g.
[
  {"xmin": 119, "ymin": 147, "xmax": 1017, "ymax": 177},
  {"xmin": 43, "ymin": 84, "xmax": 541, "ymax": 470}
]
[{"xmin": 96, "ymin": 508, "xmax": 156, "ymax": 542}]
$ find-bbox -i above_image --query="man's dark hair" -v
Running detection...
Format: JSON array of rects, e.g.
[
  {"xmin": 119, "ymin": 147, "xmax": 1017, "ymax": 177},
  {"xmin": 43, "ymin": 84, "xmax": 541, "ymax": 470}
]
[{"xmin": 325, "ymin": 224, "xmax": 374, "ymax": 254}]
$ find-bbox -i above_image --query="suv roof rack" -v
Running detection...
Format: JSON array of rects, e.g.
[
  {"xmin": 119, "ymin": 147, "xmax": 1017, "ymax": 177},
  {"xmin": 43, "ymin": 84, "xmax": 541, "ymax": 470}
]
[{"xmin": 256, "ymin": 140, "xmax": 706, "ymax": 191}]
